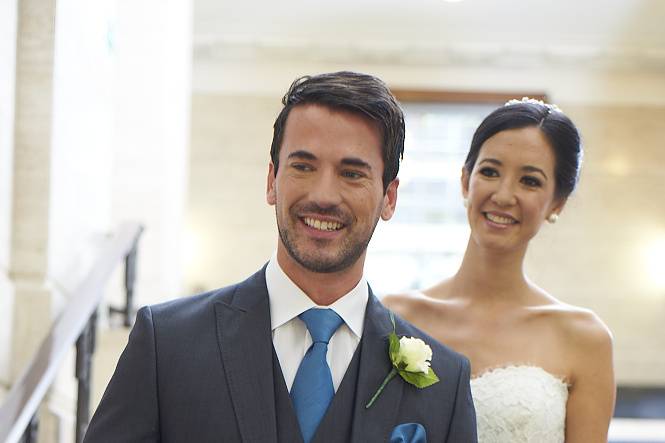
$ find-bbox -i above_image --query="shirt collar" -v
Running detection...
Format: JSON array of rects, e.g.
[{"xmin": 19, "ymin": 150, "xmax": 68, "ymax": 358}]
[{"xmin": 265, "ymin": 253, "xmax": 367, "ymax": 338}]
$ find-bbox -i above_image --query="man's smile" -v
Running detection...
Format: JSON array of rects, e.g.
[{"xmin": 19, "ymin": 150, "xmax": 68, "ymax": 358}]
[{"xmin": 302, "ymin": 216, "xmax": 345, "ymax": 232}]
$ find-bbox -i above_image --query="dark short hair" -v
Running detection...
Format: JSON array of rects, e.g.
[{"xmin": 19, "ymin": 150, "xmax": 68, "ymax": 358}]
[
  {"xmin": 270, "ymin": 71, "xmax": 405, "ymax": 191},
  {"xmin": 463, "ymin": 101, "xmax": 583, "ymax": 199}
]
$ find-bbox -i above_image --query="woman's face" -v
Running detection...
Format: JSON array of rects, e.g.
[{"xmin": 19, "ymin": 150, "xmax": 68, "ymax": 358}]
[{"xmin": 462, "ymin": 126, "xmax": 565, "ymax": 253}]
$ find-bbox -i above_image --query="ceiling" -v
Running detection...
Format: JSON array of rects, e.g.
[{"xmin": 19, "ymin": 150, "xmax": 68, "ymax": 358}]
[{"xmin": 193, "ymin": 0, "xmax": 665, "ymax": 69}]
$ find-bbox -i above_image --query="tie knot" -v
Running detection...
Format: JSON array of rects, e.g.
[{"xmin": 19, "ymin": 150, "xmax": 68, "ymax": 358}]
[{"xmin": 299, "ymin": 308, "xmax": 344, "ymax": 344}]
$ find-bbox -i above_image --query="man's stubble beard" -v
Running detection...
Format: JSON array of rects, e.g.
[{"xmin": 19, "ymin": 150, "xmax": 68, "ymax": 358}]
[{"xmin": 275, "ymin": 206, "xmax": 381, "ymax": 274}]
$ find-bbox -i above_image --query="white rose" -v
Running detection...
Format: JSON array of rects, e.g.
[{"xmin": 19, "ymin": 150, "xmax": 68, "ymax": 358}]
[{"xmin": 397, "ymin": 337, "xmax": 432, "ymax": 373}]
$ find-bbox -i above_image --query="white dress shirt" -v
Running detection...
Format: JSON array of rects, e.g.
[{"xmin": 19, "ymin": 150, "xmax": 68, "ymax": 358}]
[{"xmin": 266, "ymin": 255, "xmax": 368, "ymax": 393}]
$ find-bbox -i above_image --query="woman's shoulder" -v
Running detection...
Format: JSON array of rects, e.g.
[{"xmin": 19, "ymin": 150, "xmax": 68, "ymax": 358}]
[
  {"xmin": 381, "ymin": 291, "xmax": 431, "ymax": 319},
  {"xmin": 381, "ymin": 290, "xmax": 431, "ymax": 304},
  {"xmin": 382, "ymin": 280, "xmax": 456, "ymax": 316},
  {"xmin": 529, "ymin": 289, "xmax": 613, "ymax": 354},
  {"xmin": 560, "ymin": 305, "xmax": 613, "ymax": 355}
]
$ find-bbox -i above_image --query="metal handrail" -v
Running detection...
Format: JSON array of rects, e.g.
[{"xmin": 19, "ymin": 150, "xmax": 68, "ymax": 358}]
[{"xmin": 0, "ymin": 222, "xmax": 143, "ymax": 443}]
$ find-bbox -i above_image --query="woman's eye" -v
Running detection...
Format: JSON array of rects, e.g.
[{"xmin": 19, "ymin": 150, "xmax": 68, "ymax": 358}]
[
  {"xmin": 522, "ymin": 176, "xmax": 542, "ymax": 187},
  {"xmin": 479, "ymin": 167, "xmax": 498, "ymax": 177}
]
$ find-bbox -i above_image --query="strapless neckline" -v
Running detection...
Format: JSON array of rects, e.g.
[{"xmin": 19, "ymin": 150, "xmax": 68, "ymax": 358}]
[
  {"xmin": 471, "ymin": 364, "xmax": 569, "ymax": 386},
  {"xmin": 470, "ymin": 365, "xmax": 569, "ymax": 443}
]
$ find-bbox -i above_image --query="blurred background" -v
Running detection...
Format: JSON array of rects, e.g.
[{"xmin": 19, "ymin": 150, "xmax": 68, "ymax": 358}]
[{"xmin": 1, "ymin": 0, "xmax": 664, "ymax": 441}]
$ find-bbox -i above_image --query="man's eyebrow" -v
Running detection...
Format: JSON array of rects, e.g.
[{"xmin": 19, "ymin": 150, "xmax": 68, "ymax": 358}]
[
  {"xmin": 286, "ymin": 150, "xmax": 317, "ymax": 161},
  {"xmin": 341, "ymin": 157, "xmax": 372, "ymax": 170}
]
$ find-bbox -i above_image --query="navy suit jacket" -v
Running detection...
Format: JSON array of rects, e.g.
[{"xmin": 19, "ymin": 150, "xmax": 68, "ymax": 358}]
[{"xmin": 84, "ymin": 267, "xmax": 477, "ymax": 442}]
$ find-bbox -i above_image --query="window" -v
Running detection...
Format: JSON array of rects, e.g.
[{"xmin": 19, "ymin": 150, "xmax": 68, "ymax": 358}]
[{"xmin": 366, "ymin": 101, "xmax": 496, "ymax": 295}]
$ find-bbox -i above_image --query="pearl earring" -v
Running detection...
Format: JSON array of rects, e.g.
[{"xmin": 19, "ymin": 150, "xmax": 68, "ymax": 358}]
[
  {"xmin": 463, "ymin": 198, "xmax": 469, "ymax": 208},
  {"xmin": 547, "ymin": 213, "xmax": 559, "ymax": 223}
]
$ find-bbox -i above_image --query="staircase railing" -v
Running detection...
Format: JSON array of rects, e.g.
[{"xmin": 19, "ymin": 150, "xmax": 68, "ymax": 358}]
[{"xmin": 0, "ymin": 222, "xmax": 144, "ymax": 443}]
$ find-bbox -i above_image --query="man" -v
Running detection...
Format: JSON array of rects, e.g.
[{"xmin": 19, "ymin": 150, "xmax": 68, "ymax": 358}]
[{"xmin": 84, "ymin": 71, "xmax": 476, "ymax": 442}]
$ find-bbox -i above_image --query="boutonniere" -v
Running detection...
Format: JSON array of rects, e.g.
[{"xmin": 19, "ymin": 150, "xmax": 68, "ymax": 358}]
[{"xmin": 366, "ymin": 312, "xmax": 440, "ymax": 409}]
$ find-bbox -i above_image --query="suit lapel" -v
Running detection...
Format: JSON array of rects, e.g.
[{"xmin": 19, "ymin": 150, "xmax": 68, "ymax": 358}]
[
  {"xmin": 350, "ymin": 291, "xmax": 403, "ymax": 442},
  {"xmin": 272, "ymin": 347, "xmax": 305, "ymax": 443},
  {"xmin": 215, "ymin": 267, "xmax": 278, "ymax": 443}
]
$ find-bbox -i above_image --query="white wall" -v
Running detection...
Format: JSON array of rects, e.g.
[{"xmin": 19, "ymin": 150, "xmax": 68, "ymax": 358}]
[
  {"xmin": 48, "ymin": 0, "xmax": 116, "ymax": 301},
  {"xmin": 0, "ymin": 0, "xmax": 192, "ymax": 437},
  {"xmin": 44, "ymin": 0, "xmax": 192, "ymax": 438},
  {"xmin": 109, "ymin": 0, "xmax": 192, "ymax": 307},
  {"xmin": 0, "ymin": 0, "xmax": 18, "ymax": 389},
  {"xmin": 88, "ymin": 0, "xmax": 193, "ymax": 430},
  {"xmin": 44, "ymin": 3, "xmax": 118, "ymax": 435},
  {"xmin": 41, "ymin": 0, "xmax": 192, "ymax": 329}
]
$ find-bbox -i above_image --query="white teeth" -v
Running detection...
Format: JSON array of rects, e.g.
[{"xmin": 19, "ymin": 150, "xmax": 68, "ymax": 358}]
[
  {"xmin": 304, "ymin": 217, "xmax": 343, "ymax": 231},
  {"xmin": 485, "ymin": 213, "xmax": 516, "ymax": 225}
]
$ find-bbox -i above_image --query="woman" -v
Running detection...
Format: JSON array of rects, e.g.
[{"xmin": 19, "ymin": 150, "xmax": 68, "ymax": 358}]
[{"xmin": 384, "ymin": 98, "xmax": 615, "ymax": 443}]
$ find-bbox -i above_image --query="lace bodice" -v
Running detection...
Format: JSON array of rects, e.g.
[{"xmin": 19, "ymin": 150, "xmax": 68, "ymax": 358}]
[{"xmin": 471, "ymin": 365, "xmax": 569, "ymax": 443}]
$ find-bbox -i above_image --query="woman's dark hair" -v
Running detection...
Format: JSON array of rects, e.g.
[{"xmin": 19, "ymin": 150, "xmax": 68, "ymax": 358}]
[
  {"xmin": 270, "ymin": 71, "xmax": 405, "ymax": 192},
  {"xmin": 464, "ymin": 101, "xmax": 583, "ymax": 199}
]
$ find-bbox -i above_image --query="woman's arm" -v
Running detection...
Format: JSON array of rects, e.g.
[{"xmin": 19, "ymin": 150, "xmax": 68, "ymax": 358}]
[{"xmin": 564, "ymin": 310, "xmax": 615, "ymax": 443}]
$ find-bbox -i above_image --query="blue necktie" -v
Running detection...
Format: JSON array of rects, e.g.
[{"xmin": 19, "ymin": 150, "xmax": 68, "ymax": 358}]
[{"xmin": 290, "ymin": 308, "xmax": 344, "ymax": 443}]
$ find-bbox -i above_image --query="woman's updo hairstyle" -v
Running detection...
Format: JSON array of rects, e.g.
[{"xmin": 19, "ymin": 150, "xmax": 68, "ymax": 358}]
[{"xmin": 463, "ymin": 98, "xmax": 583, "ymax": 200}]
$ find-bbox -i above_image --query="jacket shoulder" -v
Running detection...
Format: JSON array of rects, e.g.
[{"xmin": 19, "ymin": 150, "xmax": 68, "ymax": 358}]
[
  {"xmin": 145, "ymin": 265, "xmax": 268, "ymax": 327},
  {"xmin": 147, "ymin": 284, "xmax": 237, "ymax": 321}
]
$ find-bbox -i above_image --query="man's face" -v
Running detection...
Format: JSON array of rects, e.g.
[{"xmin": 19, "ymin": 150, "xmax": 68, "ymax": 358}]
[{"xmin": 267, "ymin": 104, "xmax": 398, "ymax": 275}]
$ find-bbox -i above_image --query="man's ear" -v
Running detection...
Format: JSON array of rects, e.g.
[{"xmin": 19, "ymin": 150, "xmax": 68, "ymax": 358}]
[
  {"xmin": 380, "ymin": 178, "xmax": 399, "ymax": 221},
  {"xmin": 461, "ymin": 167, "xmax": 470, "ymax": 199},
  {"xmin": 266, "ymin": 162, "xmax": 277, "ymax": 206}
]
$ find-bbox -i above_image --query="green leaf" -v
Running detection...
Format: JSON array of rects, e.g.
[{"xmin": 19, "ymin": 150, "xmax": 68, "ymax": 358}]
[
  {"xmin": 421, "ymin": 367, "xmax": 440, "ymax": 385},
  {"xmin": 397, "ymin": 367, "xmax": 440, "ymax": 389},
  {"xmin": 388, "ymin": 331, "xmax": 400, "ymax": 366}
]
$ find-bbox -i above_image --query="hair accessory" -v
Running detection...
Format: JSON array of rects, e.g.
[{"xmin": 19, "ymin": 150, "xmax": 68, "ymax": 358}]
[
  {"xmin": 505, "ymin": 97, "xmax": 563, "ymax": 113},
  {"xmin": 547, "ymin": 213, "xmax": 559, "ymax": 224},
  {"xmin": 463, "ymin": 198, "xmax": 469, "ymax": 208}
]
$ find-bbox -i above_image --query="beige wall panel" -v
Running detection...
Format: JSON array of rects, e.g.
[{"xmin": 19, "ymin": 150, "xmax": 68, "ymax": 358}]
[
  {"xmin": 186, "ymin": 94, "xmax": 280, "ymax": 292},
  {"xmin": 526, "ymin": 105, "xmax": 665, "ymax": 385}
]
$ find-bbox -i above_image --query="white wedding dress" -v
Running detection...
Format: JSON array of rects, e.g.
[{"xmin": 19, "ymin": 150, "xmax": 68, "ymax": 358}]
[{"xmin": 470, "ymin": 365, "xmax": 569, "ymax": 443}]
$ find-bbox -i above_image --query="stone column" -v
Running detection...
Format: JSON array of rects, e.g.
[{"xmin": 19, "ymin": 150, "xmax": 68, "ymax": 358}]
[
  {"xmin": 10, "ymin": 0, "xmax": 57, "ymax": 381},
  {"xmin": 9, "ymin": 0, "xmax": 59, "ymax": 440}
]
